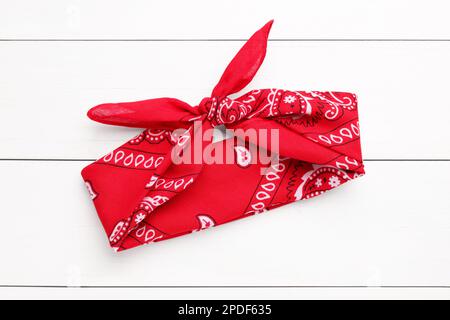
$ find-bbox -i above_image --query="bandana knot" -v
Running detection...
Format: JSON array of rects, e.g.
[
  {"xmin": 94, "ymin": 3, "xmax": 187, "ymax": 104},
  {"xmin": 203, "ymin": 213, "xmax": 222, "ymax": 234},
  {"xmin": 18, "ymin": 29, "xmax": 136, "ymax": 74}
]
[
  {"xmin": 81, "ymin": 20, "xmax": 366, "ymax": 252},
  {"xmin": 199, "ymin": 96, "xmax": 254, "ymax": 127}
]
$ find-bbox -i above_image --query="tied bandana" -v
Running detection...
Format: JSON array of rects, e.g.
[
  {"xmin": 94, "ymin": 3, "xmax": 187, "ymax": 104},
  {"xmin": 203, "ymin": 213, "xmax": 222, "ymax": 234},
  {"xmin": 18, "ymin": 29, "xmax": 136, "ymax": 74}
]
[{"xmin": 82, "ymin": 20, "xmax": 365, "ymax": 252}]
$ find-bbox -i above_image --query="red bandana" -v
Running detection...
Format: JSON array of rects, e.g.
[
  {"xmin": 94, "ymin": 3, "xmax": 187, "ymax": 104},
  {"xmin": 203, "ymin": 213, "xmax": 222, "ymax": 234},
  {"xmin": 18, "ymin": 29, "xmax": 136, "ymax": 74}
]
[{"xmin": 82, "ymin": 20, "xmax": 365, "ymax": 252}]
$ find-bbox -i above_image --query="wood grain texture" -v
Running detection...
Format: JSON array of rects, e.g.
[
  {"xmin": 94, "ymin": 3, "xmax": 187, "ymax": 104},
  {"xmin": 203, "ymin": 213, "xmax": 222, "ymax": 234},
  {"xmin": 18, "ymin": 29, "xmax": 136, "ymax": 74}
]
[
  {"xmin": 1, "ymin": 0, "xmax": 450, "ymax": 39},
  {"xmin": 1, "ymin": 41, "xmax": 450, "ymax": 159},
  {"xmin": 0, "ymin": 161, "xmax": 449, "ymax": 286}
]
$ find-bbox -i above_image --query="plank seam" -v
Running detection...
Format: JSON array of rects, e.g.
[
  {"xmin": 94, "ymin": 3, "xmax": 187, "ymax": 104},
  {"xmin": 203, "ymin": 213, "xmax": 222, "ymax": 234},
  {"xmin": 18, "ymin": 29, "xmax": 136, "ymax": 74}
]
[
  {"xmin": 0, "ymin": 285, "xmax": 450, "ymax": 288},
  {"xmin": 1, "ymin": 39, "xmax": 450, "ymax": 42}
]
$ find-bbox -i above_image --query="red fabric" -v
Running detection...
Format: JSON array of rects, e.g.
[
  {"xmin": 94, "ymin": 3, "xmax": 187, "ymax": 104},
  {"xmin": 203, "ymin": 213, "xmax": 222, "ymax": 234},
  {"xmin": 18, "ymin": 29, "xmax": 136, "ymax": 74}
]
[{"xmin": 82, "ymin": 20, "xmax": 365, "ymax": 252}]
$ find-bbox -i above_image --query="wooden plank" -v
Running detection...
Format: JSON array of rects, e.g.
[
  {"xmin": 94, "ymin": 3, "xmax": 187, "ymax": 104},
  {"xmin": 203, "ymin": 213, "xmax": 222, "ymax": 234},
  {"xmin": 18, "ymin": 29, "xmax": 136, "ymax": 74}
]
[
  {"xmin": 1, "ymin": 41, "xmax": 450, "ymax": 159},
  {"xmin": 0, "ymin": 161, "xmax": 449, "ymax": 286},
  {"xmin": 1, "ymin": 287, "xmax": 450, "ymax": 300},
  {"xmin": 1, "ymin": 0, "xmax": 450, "ymax": 39}
]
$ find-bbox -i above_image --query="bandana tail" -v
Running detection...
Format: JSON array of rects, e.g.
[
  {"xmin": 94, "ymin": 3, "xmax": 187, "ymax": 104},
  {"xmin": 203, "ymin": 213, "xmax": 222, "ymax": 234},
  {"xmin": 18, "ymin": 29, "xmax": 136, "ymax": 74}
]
[{"xmin": 212, "ymin": 20, "xmax": 274, "ymax": 98}]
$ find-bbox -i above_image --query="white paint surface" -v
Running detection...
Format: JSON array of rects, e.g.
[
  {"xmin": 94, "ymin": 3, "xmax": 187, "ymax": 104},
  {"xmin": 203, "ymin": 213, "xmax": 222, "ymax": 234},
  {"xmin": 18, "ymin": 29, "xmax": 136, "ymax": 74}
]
[
  {"xmin": 1, "ymin": 0, "xmax": 450, "ymax": 39},
  {"xmin": 0, "ymin": 0, "xmax": 449, "ymax": 299}
]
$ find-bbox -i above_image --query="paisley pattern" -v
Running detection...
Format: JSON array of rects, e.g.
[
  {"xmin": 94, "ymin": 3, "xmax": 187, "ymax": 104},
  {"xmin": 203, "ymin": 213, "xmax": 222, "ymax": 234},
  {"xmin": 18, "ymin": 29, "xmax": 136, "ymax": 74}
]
[
  {"xmin": 294, "ymin": 165, "xmax": 351, "ymax": 200},
  {"xmin": 195, "ymin": 215, "xmax": 215, "ymax": 231},
  {"xmin": 99, "ymin": 148, "xmax": 165, "ymax": 170},
  {"xmin": 303, "ymin": 119, "xmax": 360, "ymax": 146},
  {"xmin": 234, "ymin": 146, "xmax": 252, "ymax": 168},
  {"xmin": 84, "ymin": 181, "xmax": 98, "ymax": 200},
  {"xmin": 81, "ymin": 20, "xmax": 365, "ymax": 252},
  {"xmin": 201, "ymin": 97, "xmax": 254, "ymax": 127},
  {"xmin": 129, "ymin": 129, "xmax": 177, "ymax": 145}
]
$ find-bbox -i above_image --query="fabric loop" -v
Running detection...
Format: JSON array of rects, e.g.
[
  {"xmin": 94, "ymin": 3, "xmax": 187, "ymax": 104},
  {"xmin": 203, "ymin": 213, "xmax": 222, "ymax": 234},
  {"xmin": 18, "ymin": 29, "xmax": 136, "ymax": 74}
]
[{"xmin": 198, "ymin": 96, "xmax": 254, "ymax": 128}]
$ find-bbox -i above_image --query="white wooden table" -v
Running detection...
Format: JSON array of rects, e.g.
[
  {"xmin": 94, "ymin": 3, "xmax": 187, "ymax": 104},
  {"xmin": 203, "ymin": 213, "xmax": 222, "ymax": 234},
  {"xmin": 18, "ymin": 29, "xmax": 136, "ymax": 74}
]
[{"xmin": 1, "ymin": 0, "xmax": 449, "ymax": 299}]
